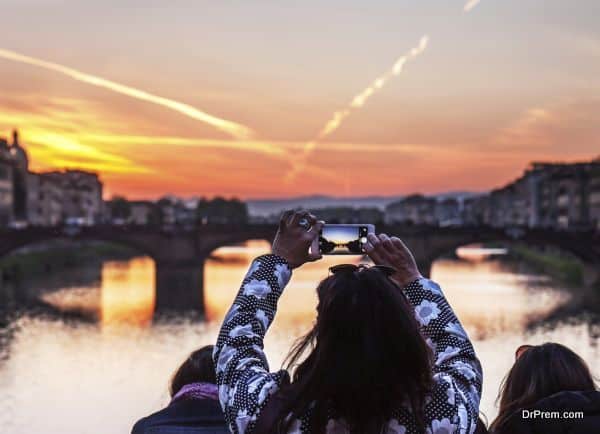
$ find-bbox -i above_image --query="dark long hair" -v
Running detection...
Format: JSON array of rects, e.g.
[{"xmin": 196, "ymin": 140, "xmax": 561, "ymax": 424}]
[
  {"xmin": 274, "ymin": 267, "xmax": 433, "ymax": 433},
  {"xmin": 170, "ymin": 345, "xmax": 217, "ymax": 397},
  {"xmin": 489, "ymin": 342, "xmax": 596, "ymax": 433}
]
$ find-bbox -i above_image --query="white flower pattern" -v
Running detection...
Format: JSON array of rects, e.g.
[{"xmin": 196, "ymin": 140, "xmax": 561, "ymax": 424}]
[
  {"xmin": 427, "ymin": 418, "xmax": 456, "ymax": 434},
  {"xmin": 387, "ymin": 419, "xmax": 407, "ymax": 434},
  {"xmin": 415, "ymin": 299, "xmax": 441, "ymax": 326},
  {"xmin": 444, "ymin": 322, "xmax": 468, "ymax": 340},
  {"xmin": 256, "ymin": 309, "xmax": 269, "ymax": 331},
  {"xmin": 229, "ymin": 324, "xmax": 256, "ymax": 339},
  {"xmin": 436, "ymin": 346, "xmax": 461, "ymax": 365},
  {"xmin": 274, "ymin": 263, "xmax": 291, "ymax": 288},
  {"xmin": 242, "ymin": 279, "xmax": 272, "ymax": 299}
]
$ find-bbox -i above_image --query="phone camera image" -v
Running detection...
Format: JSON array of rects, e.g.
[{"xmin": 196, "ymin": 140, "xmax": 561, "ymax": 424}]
[{"xmin": 319, "ymin": 225, "xmax": 373, "ymax": 255}]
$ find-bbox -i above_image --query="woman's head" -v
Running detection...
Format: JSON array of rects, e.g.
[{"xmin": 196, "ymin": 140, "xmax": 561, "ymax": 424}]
[
  {"xmin": 280, "ymin": 265, "xmax": 433, "ymax": 433},
  {"xmin": 490, "ymin": 342, "xmax": 596, "ymax": 433},
  {"xmin": 170, "ymin": 345, "xmax": 216, "ymax": 397}
]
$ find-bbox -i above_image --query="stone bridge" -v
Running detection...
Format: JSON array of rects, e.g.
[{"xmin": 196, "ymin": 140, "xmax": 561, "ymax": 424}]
[{"xmin": 0, "ymin": 225, "xmax": 598, "ymax": 314}]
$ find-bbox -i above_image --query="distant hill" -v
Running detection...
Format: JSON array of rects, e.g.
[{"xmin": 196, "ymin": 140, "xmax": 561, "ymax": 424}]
[{"xmin": 247, "ymin": 192, "xmax": 479, "ymax": 217}]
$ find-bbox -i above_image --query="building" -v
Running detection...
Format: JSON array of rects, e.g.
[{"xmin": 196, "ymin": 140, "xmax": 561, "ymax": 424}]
[
  {"xmin": 26, "ymin": 173, "xmax": 63, "ymax": 226},
  {"xmin": 129, "ymin": 201, "xmax": 156, "ymax": 225},
  {"xmin": 306, "ymin": 207, "xmax": 384, "ymax": 224},
  {"xmin": 385, "ymin": 194, "xmax": 437, "ymax": 225},
  {"xmin": 0, "ymin": 138, "xmax": 14, "ymax": 225},
  {"xmin": 525, "ymin": 161, "xmax": 600, "ymax": 230},
  {"xmin": 9, "ymin": 130, "xmax": 29, "ymax": 221},
  {"xmin": 589, "ymin": 160, "xmax": 600, "ymax": 231},
  {"xmin": 0, "ymin": 130, "xmax": 29, "ymax": 226},
  {"xmin": 435, "ymin": 198, "xmax": 462, "ymax": 227},
  {"xmin": 43, "ymin": 170, "xmax": 103, "ymax": 225}
]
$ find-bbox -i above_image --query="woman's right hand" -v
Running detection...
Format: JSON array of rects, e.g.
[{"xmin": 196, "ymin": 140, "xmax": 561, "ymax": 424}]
[
  {"xmin": 271, "ymin": 210, "xmax": 324, "ymax": 269},
  {"xmin": 364, "ymin": 233, "xmax": 422, "ymax": 287}
]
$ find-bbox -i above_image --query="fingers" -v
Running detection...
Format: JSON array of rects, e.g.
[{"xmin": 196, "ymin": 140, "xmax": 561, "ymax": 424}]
[
  {"xmin": 289, "ymin": 210, "xmax": 308, "ymax": 226},
  {"xmin": 391, "ymin": 236, "xmax": 410, "ymax": 255},
  {"xmin": 279, "ymin": 210, "xmax": 294, "ymax": 230},
  {"xmin": 309, "ymin": 220, "xmax": 325, "ymax": 237},
  {"xmin": 364, "ymin": 233, "xmax": 387, "ymax": 265}
]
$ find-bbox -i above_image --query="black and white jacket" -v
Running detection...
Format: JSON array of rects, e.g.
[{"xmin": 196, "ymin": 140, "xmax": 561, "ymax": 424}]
[{"xmin": 214, "ymin": 254, "xmax": 482, "ymax": 434}]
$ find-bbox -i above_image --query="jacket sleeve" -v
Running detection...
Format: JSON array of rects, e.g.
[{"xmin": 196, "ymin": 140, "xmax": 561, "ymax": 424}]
[
  {"xmin": 403, "ymin": 278, "xmax": 483, "ymax": 434},
  {"xmin": 213, "ymin": 254, "xmax": 292, "ymax": 434}
]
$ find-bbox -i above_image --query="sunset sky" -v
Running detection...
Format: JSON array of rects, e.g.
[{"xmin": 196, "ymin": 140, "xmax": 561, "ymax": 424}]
[{"xmin": 0, "ymin": 0, "xmax": 598, "ymax": 199}]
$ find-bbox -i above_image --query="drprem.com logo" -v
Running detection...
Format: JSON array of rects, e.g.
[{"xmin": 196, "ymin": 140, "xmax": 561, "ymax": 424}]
[{"xmin": 522, "ymin": 410, "xmax": 584, "ymax": 420}]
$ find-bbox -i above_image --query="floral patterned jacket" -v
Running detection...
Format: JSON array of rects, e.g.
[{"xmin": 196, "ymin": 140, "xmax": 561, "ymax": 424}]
[{"xmin": 213, "ymin": 254, "xmax": 482, "ymax": 434}]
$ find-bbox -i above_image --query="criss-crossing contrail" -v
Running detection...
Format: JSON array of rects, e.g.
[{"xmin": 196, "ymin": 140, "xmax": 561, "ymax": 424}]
[
  {"xmin": 0, "ymin": 48, "xmax": 254, "ymax": 140},
  {"xmin": 464, "ymin": 0, "xmax": 482, "ymax": 12},
  {"xmin": 286, "ymin": 35, "xmax": 429, "ymax": 182}
]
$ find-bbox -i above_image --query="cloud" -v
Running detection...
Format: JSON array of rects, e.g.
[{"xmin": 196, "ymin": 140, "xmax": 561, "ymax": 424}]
[
  {"xmin": 491, "ymin": 98, "xmax": 600, "ymax": 155},
  {"xmin": 286, "ymin": 35, "xmax": 429, "ymax": 183},
  {"xmin": 0, "ymin": 48, "xmax": 254, "ymax": 139},
  {"xmin": 464, "ymin": 0, "xmax": 481, "ymax": 12}
]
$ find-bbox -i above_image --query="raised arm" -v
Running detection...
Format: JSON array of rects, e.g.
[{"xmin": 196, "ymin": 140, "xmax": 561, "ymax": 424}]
[
  {"xmin": 365, "ymin": 233, "xmax": 482, "ymax": 433},
  {"xmin": 213, "ymin": 211, "xmax": 323, "ymax": 434}
]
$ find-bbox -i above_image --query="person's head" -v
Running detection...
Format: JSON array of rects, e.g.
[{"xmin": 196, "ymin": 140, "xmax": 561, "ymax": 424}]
[
  {"xmin": 278, "ymin": 265, "xmax": 433, "ymax": 434},
  {"xmin": 170, "ymin": 345, "xmax": 217, "ymax": 397},
  {"xmin": 490, "ymin": 342, "xmax": 596, "ymax": 433}
]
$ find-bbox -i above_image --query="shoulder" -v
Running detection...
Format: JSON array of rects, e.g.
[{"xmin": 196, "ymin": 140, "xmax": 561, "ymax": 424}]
[
  {"xmin": 131, "ymin": 400, "xmax": 226, "ymax": 433},
  {"xmin": 533, "ymin": 390, "xmax": 600, "ymax": 412}
]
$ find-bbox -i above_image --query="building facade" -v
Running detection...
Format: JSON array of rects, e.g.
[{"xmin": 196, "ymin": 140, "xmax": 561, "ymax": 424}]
[
  {"xmin": 26, "ymin": 173, "xmax": 63, "ymax": 226},
  {"xmin": 43, "ymin": 170, "xmax": 103, "ymax": 225},
  {"xmin": 385, "ymin": 194, "xmax": 438, "ymax": 225},
  {"xmin": 0, "ymin": 138, "xmax": 14, "ymax": 226}
]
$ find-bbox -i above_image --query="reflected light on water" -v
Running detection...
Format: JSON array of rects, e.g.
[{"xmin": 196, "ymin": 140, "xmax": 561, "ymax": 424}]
[
  {"xmin": 40, "ymin": 256, "xmax": 156, "ymax": 327},
  {"xmin": 100, "ymin": 257, "xmax": 155, "ymax": 327}
]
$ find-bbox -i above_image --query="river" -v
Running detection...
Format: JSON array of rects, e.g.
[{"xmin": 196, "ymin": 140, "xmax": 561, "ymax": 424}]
[{"xmin": 0, "ymin": 241, "xmax": 598, "ymax": 433}]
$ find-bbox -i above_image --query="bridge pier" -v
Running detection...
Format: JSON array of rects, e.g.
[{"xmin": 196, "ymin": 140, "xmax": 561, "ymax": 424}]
[{"xmin": 154, "ymin": 259, "xmax": 206, "ymax": 315}]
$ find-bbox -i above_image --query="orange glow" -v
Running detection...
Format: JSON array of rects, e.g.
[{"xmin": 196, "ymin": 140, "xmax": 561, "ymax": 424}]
[{"xmin": 100, "ymin": 257, "xmax": 155, "ymax": 327}]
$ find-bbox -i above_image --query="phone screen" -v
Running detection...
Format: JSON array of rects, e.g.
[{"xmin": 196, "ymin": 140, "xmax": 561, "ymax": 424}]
[{"xmin": 318, "ymin": 224, "xmax": 374, "ymax": 255}]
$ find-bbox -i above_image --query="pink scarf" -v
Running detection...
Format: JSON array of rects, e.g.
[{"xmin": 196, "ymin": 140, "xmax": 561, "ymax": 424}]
[{"xmin": 171, "ymin": 382, "xmax": 219, "ymax": 404}]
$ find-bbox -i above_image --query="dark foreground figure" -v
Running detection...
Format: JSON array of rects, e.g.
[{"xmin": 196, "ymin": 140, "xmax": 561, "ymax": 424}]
[
  {"xmin": 132, "ymin": 345, "xmax": 227, "ymax": 434},
  {"xmin": 213, "ymin": 211, "xmax": 483, "ymax": 433},
  {"xmin": 489, "ymin": 342, "xmax": 600, "ymax": 434}
]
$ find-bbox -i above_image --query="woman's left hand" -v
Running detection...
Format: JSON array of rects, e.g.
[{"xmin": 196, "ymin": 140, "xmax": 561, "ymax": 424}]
[{"xmin": 272, "ymin": 210, "xmax": 324, "ymax": 268}]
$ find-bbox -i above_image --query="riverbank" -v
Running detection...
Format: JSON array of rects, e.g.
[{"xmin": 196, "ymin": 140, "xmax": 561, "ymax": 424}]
[
  {"xmin": 509, "ymin": 244, "xmax": 584, "ymax": 286},
  {"xmin": 504, "ymin": 243, "xmax": 600, "ymax": 323},
  {"xmin": 0, "ymin": 241, "xmax": 141, "ymax": 282}
]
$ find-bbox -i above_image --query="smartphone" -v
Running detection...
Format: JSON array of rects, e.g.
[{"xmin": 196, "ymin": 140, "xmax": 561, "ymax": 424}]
[{"xmin": 313, "ymin": 224, "xmax": 375, "ymax": 255}]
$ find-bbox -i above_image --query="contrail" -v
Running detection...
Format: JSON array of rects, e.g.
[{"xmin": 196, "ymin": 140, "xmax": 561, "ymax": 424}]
[
  {"xmin": 286, "ymin": 35, "xmax": 429, "ymax": 182},
  {"xmin": 0, "ymin": 48, "xmax": 254, "ymax": 140},
  {"xmin": 464, "ymin": 0, "xmax": 482, "ymax": 12}
]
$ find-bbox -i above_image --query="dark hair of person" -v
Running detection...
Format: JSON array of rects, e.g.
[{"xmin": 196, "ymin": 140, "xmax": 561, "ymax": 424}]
[
  {"xmin": 273, "ymin": 267, "xmax": 433, "ymax": 434},
  {"xmin": 170, "ymin": 345, "xmax": 217, "ymax": 397},
  {"xmin": 489, "ymin": 342, "xmax": 596, "ymax": 434}
]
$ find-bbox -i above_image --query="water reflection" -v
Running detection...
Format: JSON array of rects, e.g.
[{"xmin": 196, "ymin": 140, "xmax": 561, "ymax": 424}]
[
  {"xmin": 0, "ymin": 241, "xmax": 598, "ymax": 433},
  {"xmin": 38, "ymin": 257, "xmax": 156, "ymax": 327}
]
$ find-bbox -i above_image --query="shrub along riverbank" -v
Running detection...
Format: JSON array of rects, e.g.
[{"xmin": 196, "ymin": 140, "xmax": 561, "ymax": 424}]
[
  {"xmin": 509, "ymin": 244, "xmax": 585, "ymax": 287},
  {"xmin": 0, "ymin": 241, "xmax": 140, "ymax": 281}
]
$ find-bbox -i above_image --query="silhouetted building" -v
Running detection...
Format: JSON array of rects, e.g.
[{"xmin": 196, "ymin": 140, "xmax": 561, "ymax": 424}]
[
  {"xmin": 385, "ymin": 194, "xmax": 437, "ymax": 225},
  {"xmin": 0, "ymin": 137, "xmax": 14, "ymax": 225},
  {"xmin": 9, "ymin": 130, "xmax": 29, "ymax": 221},
  {"xmin": 130, "ymin": 201, "xmax": 157, "ymax": 225},
  {"xmin": 307, "ymin": 207, "xmax": 384, "ymax": 224},
  {"xmin": 435, "ymin": 198, "xmax": 462, "ymax": 227},
  {"xmin": 43, "ymin": 170, "xmax": 103, "ymax": 225},
  {"xmin": 26, "ymin": 173, "xmax": 63, "ymax": 226},
  {"xmin": 590, "ymin": 159, "xmax": 600, "ymax": 231}
]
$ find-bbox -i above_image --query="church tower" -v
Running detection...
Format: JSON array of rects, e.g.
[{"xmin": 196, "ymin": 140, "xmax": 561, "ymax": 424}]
[{"xmin": 9, "ymin": 129, "xmax": 28, "ymax": 220}]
